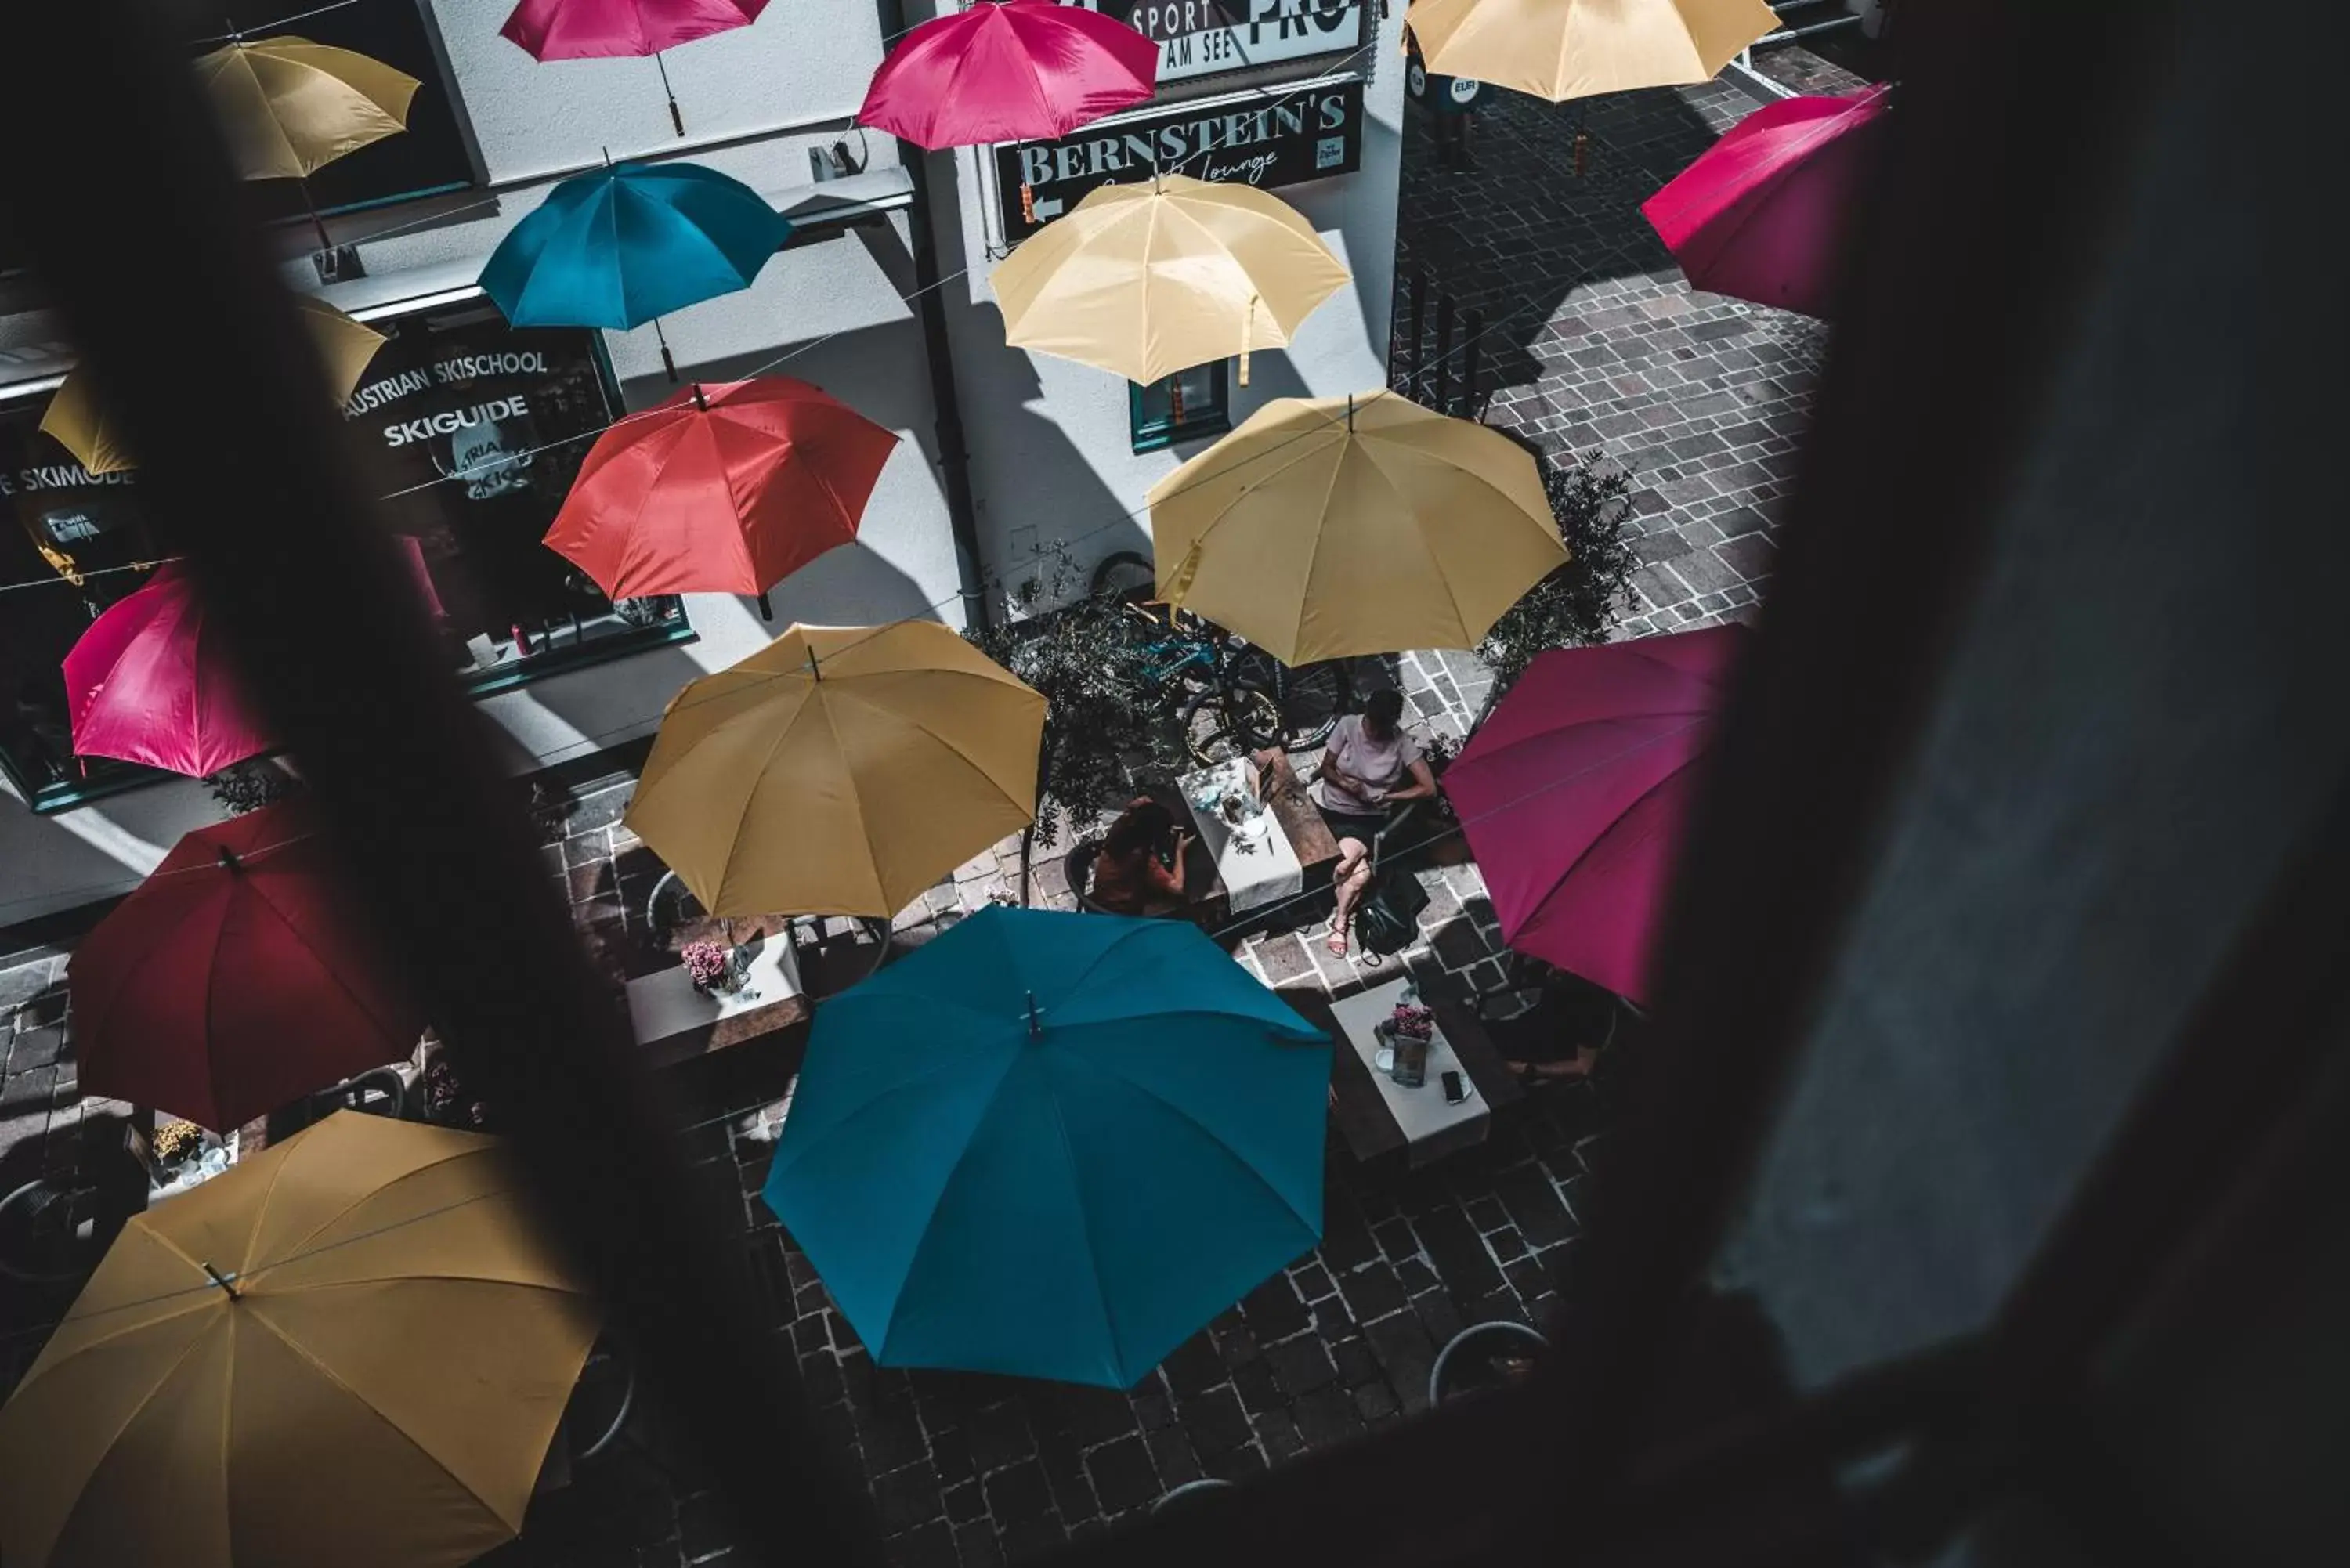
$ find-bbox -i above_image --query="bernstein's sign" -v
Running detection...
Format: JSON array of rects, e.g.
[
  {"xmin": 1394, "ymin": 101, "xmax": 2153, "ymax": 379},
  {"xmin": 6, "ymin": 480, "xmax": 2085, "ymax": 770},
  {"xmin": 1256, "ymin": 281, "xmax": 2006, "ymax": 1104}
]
[
  {"xmin": 995, "ymin": 77, "xmax": 1365, "ymax": 243},
  {"xmin": 1075, "ymin": 0, "xmax": 1367, "ymax": 84}
]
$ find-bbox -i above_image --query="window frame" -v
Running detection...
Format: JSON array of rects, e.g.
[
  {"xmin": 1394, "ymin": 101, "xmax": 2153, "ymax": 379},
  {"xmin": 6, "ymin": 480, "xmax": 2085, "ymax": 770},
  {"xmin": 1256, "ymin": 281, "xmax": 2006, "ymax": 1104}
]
[
  {"xmin": 1129, "ymin": 360, "xmax": 1234, "ymax": 454},
  {"xmin": 0, "ymin": 316, "xmax": 697, "ymax": 816}
]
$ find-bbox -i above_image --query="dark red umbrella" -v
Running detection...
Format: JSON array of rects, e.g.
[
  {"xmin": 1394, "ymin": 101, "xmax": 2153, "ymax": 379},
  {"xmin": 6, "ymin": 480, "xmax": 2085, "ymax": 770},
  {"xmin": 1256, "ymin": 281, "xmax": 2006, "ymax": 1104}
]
[
  {"xmin": 859, "ymin": 0, "xmax": 1159, "ymax": 151},
  {"xmin": 62, "ymin": 562, "xmax": 273, "ymax": 778},
  {"xmin": 541, "ymin": 377, "xmax": 899, "ymax": 603},
  {"xmin": 1640, "ymin": 85, "xmax": 1891, "ymax": 319},
  {"xmin": 67, "ymin": 797, "xmax": 423, "ymax": 1132},
  {"xmin": 1441, "ymin": 626, "xmax": 1746, "ymax": 1005}
]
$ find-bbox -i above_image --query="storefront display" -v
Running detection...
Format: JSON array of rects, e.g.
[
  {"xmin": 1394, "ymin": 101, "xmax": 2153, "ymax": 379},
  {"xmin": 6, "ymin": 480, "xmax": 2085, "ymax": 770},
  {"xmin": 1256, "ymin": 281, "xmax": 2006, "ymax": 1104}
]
[
  {"xmin": 0, "ymin": 305, "xmax": 687, "ymax": 812},
  {"xmin": 1073, "ymin": 0, "xmax": 1367, "ymax": 86}
]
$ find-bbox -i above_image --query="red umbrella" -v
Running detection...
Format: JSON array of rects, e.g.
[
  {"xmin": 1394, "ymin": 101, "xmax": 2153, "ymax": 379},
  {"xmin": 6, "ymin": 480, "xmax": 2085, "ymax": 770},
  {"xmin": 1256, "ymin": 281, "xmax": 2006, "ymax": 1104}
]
[
  {"xmin": 67, "ymin": 797, "xmax": 424, "ymax": 1131},
  {"xmin": 501, "ymin": 0, "xmax": 773, "ymax": 132},
  {"xmin": 63, "ymin": 562, "xmax": 273, "ymax": 778},
  {"xmin": 1640, "ymin": 85, "xmax": 1891, "ymax": 320},
  {"xmin": 859, "ymin": 0, "xmax": 1159, "ymax": 151},
  {"xmin": 542, "ymin": 377, "xmax": 899, "ymax": 604},
  {"xmin": 1441, "ymin": 626, "xmax": 1747, "ymax": 1005}
]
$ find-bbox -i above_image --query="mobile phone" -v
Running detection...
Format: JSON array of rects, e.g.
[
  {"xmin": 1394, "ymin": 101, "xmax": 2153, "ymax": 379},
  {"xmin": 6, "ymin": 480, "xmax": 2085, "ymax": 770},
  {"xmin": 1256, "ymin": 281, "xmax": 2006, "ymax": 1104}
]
[{"xmin": 1441, "ymin": 1070, "xmax": 1466, "ymax": 1104}]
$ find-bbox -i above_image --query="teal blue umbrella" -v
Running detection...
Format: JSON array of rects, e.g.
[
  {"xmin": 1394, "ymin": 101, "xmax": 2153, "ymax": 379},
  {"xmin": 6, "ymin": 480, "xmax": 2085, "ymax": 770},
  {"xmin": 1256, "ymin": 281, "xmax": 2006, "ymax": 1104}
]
[
  {"xmin": 478, "ymin": 159, "xmax": 790, "ymax": 377},
  {"xmin": 763, "ymin": 906, "xmax": 1330, "ymax": 1389}
]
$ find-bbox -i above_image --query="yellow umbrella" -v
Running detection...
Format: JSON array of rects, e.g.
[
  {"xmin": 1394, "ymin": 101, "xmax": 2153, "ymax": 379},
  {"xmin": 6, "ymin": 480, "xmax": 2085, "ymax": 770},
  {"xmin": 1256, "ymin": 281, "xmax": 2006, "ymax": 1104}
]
[
  {"xmin": 626, "ymin": 622, "xmax": 1047, "ymax": 918},
  {"xmin": 1149, "ymin": 392, "xmax": 1568, "ymax": 664},
  {"xmin": 992, "ymin": 175, "xmax": 1351, "ymax": 386},
  {"xmin": 194, "ymin": 35, "xmax": 420, "ymax": 180},
  {"xmin": 39, "ymin": 296, "xmax": 387, "ymax": 475},
  {"xmin": 1408, "ymin": 0, "xmax": 1778, "ymax": 103},
  {"xmin": 0, "ymin": 1112, "xmax": 601, "ymax": 1568}
]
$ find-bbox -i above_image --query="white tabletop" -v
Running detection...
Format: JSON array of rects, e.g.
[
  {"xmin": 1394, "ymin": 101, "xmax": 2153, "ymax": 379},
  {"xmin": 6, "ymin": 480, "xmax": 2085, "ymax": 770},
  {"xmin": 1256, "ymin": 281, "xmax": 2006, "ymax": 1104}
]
[
  {"xmin": 1179, "ymin": 759, "xmax": 1304, "ymax": 913},
  {"xmin": 626, "ymin": 936, "xmax": 804, "ymax": 1047},
  {"xmin": 1327, "ymin": 976, "xmax": 1489, "ymax": 1165}
]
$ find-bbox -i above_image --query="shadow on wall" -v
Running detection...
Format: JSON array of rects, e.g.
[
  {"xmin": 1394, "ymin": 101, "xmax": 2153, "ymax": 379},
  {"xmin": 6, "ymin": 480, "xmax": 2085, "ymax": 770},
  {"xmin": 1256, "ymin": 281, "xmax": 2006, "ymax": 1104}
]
[{"xmin": 1391, "ymin": 84, "xmax": 1736, "ymax": 406}]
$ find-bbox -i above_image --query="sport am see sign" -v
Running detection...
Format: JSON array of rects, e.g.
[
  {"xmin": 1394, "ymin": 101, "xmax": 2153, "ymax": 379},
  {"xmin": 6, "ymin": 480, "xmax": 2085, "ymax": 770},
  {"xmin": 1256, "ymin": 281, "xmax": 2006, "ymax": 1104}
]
[
  {"xmin": 996, "ymin": 77, "xmax": 1365, "ymax": 244},
  {"xmin": 1074, "ymin": 0, "xmax": 1367, "ymax": 84}
]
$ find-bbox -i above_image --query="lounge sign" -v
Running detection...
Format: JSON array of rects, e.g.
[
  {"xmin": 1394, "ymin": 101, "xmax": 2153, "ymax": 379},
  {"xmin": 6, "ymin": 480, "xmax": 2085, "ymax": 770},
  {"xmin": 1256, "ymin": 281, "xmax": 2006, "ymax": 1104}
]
[
  {"xmin": 995, "ymin": 77, "xmax": 1365, "ymax": 243},
  {"xmin": 1074, "ymin": 0, "xmax": 1368, "ymax": 85}
]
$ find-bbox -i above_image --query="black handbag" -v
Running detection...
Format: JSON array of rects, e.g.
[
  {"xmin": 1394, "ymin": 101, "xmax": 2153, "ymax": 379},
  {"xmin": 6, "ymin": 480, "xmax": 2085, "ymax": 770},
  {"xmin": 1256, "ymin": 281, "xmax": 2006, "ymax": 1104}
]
[{"xmin": 1353, "ymin": 858, "xmax": 1430, "ymax": 957}]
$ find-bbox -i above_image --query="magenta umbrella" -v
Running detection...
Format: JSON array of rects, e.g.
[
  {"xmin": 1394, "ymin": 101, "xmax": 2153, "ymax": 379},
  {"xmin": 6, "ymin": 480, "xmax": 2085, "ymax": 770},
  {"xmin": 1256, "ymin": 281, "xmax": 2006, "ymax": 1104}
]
[
  {"xmin": 1441, "ymin": 627, "xmax": 1747, "ymax": 1006},
  {"xmin": 1640, "ymin": 85, "xmax": 1891, "ymax": 320},
  {"xmin": 501, "ymin": 0, "xmax": 772, "ymax": 132},
  {"xmin": 63, "ymin": 562, "xmax": 273, "ymax": 778},
  {"xmin": 859, "ymin": 0, "xmax": 1159, "ymax": 151}
]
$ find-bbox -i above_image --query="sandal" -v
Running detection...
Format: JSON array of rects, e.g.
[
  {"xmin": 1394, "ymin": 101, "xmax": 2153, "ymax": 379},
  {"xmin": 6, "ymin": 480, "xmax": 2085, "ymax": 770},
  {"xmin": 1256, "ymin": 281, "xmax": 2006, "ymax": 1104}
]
[{"xmin": 1325, "ymin": 922, "xmax": 1350, "ymax": 958}]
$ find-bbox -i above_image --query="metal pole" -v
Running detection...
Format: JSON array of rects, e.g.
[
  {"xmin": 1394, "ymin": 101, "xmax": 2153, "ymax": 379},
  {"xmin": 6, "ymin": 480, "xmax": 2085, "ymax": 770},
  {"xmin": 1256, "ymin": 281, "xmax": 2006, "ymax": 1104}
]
[
  {"xmin": 1461, "ymin": 309, "xmax": 1484, "ymax": 418},
  {"xmin": 1431, "ymin": 291, "xmax": 1455, "ymax": 414},
  {"xmin": 1407, "ymin": 269, "xmax": 1428, "ymax": 398}
]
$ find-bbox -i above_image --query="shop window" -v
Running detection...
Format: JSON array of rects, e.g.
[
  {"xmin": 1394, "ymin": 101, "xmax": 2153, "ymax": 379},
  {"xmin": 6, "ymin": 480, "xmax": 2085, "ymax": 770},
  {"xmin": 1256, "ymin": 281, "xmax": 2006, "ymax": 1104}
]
[
  {"xmin": 0, "ymin": 305, "xmax": 689, "ymax": 814},
  {"xmin": 1130, "ymin": 362, "xmax": 1231, "ymax": 454}
]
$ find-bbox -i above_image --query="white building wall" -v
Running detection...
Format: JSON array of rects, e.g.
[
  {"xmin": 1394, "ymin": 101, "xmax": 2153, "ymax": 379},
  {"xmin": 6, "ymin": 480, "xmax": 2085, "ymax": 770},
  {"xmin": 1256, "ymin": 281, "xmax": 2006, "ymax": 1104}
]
[{"xmin": 934, "ymin": 2, "xmax": 1408, "ymax": 603}]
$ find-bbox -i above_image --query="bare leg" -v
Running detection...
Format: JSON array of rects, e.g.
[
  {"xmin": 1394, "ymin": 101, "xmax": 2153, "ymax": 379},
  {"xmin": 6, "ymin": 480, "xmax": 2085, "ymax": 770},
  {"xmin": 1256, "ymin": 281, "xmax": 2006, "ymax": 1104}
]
[{"xmin": 1328, "ymin": 837, "xmax": 1372, "ymax": 954}]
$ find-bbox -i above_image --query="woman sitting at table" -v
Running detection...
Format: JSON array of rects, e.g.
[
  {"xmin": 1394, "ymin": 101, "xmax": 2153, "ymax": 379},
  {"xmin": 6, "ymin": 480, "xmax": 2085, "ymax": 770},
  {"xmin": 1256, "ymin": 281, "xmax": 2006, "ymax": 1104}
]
[
  {"xmin": 1315, "ymin": 689, "xmax": 1438, "ymax": 957},
  {"xmin": 1088, "ymin": 799, "xmax": 1192, "ymax": 916}
]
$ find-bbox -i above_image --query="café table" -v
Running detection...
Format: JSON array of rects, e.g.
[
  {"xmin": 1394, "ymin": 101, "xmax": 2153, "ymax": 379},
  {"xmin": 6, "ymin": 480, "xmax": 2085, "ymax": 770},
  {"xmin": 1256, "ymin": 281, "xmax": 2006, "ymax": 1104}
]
[
  {"xmin": 1141, "ymin": 750, "xmax": 1340, "ymax": 930},
  {"xmin": 1279, "ymin": 976, "xmax": 1524, "ymax": 1166},
  {"xmin": 630, "ymin": 918, "xmax": 813, "ymax": 1071}
]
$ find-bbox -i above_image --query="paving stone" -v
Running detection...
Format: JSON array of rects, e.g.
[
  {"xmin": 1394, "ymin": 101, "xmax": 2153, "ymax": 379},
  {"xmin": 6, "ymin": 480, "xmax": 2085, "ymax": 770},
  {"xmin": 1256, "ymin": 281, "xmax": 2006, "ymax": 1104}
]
[
  {"xmin": 967, "ymin": 1402, "xmax": 1036, "ymax": 1475},
  {"xmin": 875, "ymin": 1464, "xmax": 947, "ymax": 1536},
  {"xmin": 1333, "ymin": 1338, "xmax": 1383, "ymax": 1391},
  {"xmin": 1414, "ymin": 1205, "xmax": 1506, "ymax": 1300},
  {"xmin": 890, "ymin": 1520, "xmax": 960, "ymax": 1568},
  {"xmin": 1084, "ymin": 1434, "xmax": 1160, "ymax": 1515},
  {"xmin": 1159, "ymin": 1331, "xmax": 1226, "ymax": 1397},
  {"xmin": 1231, "ymin": 1356, "xmax": 1283, "ymax": 1415},
  {"xmin": 942, "ymin": 1480, "xmax": 988, "ymax": 1526},
  {"xmin": 1176, "ymin": 1382, "xmax": 1252, "ymax": 1458},
  {"xmin": 1144, "ymin": 1426, "xmax": 1204, "ymax": 1488},
  {"xmin": 1289, "ymin": 1261, "xmax": 1336, "ymax": 1301},
  {"xmin": 980, "ymin": 1459, "xmax": 1054, "ymax": 1530},
  {"xmin": 952, "ymin": 1519, "xmax": 1005, "ymax": 1568},
  {"xmin": 1354, "ymin": 1380, "xmax": 1403, "ymax": 1422},
  {"xmin": 1363, "ymin": 1313, "xmax": 1438, "ymax": 1414},
  {"xmin": 5, "ymin": 1024, "xmax": 63, "ymax": 1071},
  {"xmin": 1264, "ymin": 1335, "xmax": 1338, "ymax": 1396},
  {"xmin": 1253, "ymin": 1407, "xmax": 1307, "ymax": 1463},
  {"xmin": 1238, "ymin": 1274, "xmax": 1310, "ymax": 1342}
]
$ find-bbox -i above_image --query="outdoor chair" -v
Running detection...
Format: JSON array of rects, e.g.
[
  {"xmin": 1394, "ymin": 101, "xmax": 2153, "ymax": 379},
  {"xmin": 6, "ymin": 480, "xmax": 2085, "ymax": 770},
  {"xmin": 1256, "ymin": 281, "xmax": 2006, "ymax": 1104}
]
[{"xmin": 1063, "ymin": 840, "xmax": 1118, "ymax": 914}]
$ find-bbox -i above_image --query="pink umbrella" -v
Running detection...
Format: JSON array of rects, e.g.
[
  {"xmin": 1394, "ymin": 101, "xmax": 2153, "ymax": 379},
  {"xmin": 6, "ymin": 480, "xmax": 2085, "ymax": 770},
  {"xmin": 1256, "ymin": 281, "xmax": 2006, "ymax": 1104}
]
[
  {"xmin": 1441, "ymin": 626, "xmax": 1748, "ymax": 1006},
  {"xmin": 859, "ymin": 0, "xmax": 1159, "ymax": 151},
  {"xmin": 1640, "ymin": 85, "xmax": 1891, "ymax": 320},
  {"xmin": 63, "ymin": 562, "xmax": 273, "ymax": 778},
  {"xmin": 501, "ymin": 0, "xmax": 773, "ymax": 132}
]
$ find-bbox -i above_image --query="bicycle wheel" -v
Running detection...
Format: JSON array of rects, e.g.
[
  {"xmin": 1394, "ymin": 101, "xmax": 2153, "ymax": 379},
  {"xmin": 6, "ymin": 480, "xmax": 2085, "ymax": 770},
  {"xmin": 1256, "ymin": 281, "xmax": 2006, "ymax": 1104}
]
[
  {"xmin": 1089, "ymin": 550, "xmax": 1158, "ymax": 602},
  {"xmin": 1235, "ymin": 649, "xmax": 1352, "ymax": 749},
  {"xmin": 1183, "ymin": 682, "xmax": 1284, "ymax": 767}
]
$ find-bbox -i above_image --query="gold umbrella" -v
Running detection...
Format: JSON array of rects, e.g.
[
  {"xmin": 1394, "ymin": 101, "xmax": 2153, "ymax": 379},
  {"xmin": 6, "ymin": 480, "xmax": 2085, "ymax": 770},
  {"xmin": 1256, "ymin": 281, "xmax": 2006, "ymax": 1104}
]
[
  {"xmin": 1149, "ymin": 392, "xmax": 1567, "ymax": 664},
  {"xmin": 195, "ymin": 35, "xmax": 420, "ymax": 180},
  {"xmin": 0, "ymin": 1112, "xmax": 601, "ymax": 1568},
  {"xmin": 40, "ymin": 296, "xmax": 387, "ymax": 475},
  {"xmin": 626, "ymin": 622, "xmax": 1047, "ymax": 918},
  {"xmin": 992, "ymin": 175, "xmax": 1350, "ymax": 386},
  {"xmin": 1408, "ymin": 0, "xmax": 1778, "ymax": 103}
]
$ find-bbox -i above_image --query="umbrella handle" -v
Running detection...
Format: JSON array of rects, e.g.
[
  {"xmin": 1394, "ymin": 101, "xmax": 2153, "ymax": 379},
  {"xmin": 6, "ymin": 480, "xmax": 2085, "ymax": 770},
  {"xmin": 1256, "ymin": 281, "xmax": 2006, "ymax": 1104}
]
[{"xmin": 655, "ymin": 52, "xmax": 685, "ymax": 137}]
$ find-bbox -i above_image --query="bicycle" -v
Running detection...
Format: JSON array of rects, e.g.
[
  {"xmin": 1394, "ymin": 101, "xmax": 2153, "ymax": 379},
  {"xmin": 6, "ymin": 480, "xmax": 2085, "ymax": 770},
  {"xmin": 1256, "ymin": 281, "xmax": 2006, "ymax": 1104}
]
[{"xmin": 1092, "ymin": 550, "xmax": 1354, "ymax": 757}]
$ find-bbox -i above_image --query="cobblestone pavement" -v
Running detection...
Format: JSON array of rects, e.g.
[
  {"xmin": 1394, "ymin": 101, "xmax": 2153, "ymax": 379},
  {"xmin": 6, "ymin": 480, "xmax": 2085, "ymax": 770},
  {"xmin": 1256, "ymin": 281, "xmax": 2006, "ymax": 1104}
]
[
  {"xmin": 0, "ymin": 51, "xmax": 1869, "ymax": 1567},
  {"xmin": 1394, "ymin": 58, "xmax": 1860, "ymax": 639}
]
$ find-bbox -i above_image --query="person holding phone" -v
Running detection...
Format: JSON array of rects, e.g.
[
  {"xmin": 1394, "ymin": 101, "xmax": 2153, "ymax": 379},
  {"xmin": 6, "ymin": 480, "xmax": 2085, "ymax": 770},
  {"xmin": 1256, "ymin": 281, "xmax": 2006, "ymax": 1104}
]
[
  {"xmin": 1314, "ymin": 689, "xmax": 1439, "ymax": 957},
  {"xmin": 1089, "ymin": 798, "xmax": 1192, "ymax": 916}
]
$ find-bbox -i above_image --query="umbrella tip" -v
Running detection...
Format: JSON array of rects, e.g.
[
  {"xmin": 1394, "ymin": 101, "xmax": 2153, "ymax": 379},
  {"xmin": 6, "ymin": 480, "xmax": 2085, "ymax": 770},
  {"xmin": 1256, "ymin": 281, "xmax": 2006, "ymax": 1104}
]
[
  {"xmin": 201, "ymin": 1262, "xmax": 241, "ymax": 1299},
  {"xmin": 216, "ymin": 846, "xmax": 242, "ymax": 873},
  {"xmin": 1025, "ymin": 990, "xmax": 1043, "ymax": 1039},
  {"xmin": 691, "ymin": 382, "xmax": 707, "ymax": 411}
]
